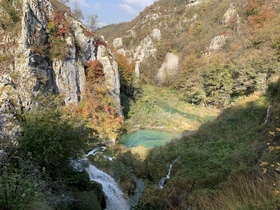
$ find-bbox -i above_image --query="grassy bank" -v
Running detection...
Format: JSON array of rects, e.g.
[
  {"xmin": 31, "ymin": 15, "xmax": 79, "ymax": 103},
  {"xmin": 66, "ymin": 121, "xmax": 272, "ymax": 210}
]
[{"xmin": 122, "ymin": 83, "xmax": 280, "ymax": 209}]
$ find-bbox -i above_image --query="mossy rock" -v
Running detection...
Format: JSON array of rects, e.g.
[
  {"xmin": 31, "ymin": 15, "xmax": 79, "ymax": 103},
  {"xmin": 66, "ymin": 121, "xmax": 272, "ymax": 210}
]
[
  {"xmin": 27, "ymin": 197, "xmax": 53, "ymax": 210},
  {"xmin": 91, "ymin": 181, "xmax": 105, "ymax": 205},
  {"xmin": 73, "ymin": 190, "xmax": 106, "ymax": 210}
]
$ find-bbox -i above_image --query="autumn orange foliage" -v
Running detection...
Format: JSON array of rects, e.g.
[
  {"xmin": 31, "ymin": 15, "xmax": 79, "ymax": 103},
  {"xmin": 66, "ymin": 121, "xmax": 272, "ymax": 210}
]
[
  {"xmin": 245, "ymin": 0, "xmax": 277, "ymax": 28},
  {"xmin": 113, "ymin": 50, "xmax": 135, "ymax": 96},
  {"xmin": 85, "ymin": 60, "xmax": 104, "ymax": 81},
  {"xmin": 116, "ymin": 53, "xmax": 134, "ymax": 83},
  {"xmin": 84, "ymin": 30, "xmax": 95, "ymax": 38},
  {"xmin": 74, "ymin": 60, "xmax": 123, "ymax": 141},
  {"xmin": 93, "ymin": 38, "xmax": 108, "ymax": 48},
  {"xmin": 48, "ymin": 10, "xmax": 70, "ymax": 38}
]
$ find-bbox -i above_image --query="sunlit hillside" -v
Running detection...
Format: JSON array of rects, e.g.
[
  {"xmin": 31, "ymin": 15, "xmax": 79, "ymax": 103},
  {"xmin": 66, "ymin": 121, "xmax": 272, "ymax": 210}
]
[{"xmin": 98, "ymin": 0, "xmax": 280, "ymax": 107}]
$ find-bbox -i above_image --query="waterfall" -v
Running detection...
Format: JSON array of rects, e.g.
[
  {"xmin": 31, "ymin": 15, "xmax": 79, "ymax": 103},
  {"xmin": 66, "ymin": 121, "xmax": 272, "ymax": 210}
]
[
  {"xmin": 86, "ymin": 147, "xmax": 114, "ymax": 161},
  {"xmin": 71, "ymin": 149, "xmax": 129, "ymax": 210},
  {"xmin": 158, "ymin": 157, "xmax": 179, "ymax": 189},
  {"xmin": 86, "ymin": 164, "xmax": 130, "ymax": 210},
  {"xmin": 86, "ymin": 147, "xmax": 106, "ymax": 156},
  {"xmin": 263, "ymin": 105, "xmax": 271, "ymax": 125}
]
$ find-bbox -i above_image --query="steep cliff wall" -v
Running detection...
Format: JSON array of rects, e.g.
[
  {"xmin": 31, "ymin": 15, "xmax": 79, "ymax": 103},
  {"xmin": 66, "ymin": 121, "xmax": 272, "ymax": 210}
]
[{"xmin": 0, "ymin": 0, "xmax": 121, "ymax": 140}]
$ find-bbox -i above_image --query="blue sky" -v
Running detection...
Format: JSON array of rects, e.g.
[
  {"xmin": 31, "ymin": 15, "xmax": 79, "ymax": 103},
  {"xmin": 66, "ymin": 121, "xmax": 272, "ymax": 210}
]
[{"xmin": 67, "ymin": 0, "xmax": 158, "ymax": 27}]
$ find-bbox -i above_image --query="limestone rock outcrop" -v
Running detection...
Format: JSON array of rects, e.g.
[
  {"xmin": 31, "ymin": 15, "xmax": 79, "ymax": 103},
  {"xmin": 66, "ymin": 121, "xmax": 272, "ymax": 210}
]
[
  {"xmin": 157, "ymin": 53, "xmax": 179, "ymax": 83},
  {"xmin": 0, "ymin": 0, "xmax": 121, "ymax": 139},
  {"xmin": 223, "ymin": 4, "xmax": 240, "ymax": 29},
  {"xmin": 133, "ymin": 36, "xmax": 156, "ymax": 62}
]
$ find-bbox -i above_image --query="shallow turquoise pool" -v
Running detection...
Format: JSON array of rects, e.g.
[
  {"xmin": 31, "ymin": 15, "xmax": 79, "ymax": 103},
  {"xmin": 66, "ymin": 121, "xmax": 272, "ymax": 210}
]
[{"xmin": 120, "ymin": 130, "xmax": 181, "ymax": 148}]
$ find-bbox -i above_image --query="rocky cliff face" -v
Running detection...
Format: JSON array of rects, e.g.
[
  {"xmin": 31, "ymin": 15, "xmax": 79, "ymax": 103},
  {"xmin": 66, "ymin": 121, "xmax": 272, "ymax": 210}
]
[
  {"xmin": 109, "ymin": 1, "xmax": 205, "ymax": 83},
  {"xmin": 0, "ymin": 0, "xmax": 121, "ymax": 140}
]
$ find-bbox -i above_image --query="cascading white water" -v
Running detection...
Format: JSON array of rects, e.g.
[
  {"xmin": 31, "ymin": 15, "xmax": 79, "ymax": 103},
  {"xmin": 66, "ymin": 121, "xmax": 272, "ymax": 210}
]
[
  {"xmin": 86, "ymin": 164, "xmax": 130, "ymax": 210},
  {"xmin": 71, "ymin": 148, "xmax": 129, "ymax": 210},
  {"xmin": 263, "ymin": 105, "xmax": 271, "ymax": 125},
  {"xmin": 86, "ymin": 147, "xmax": 106, "ymax": 156},
  {"xmin": 158, "ymin": 157, "xmax": 180, "ymax": 189},
  {"xmin": 86, "ymin": 147, "xmax": 114, "ymax": 161}
]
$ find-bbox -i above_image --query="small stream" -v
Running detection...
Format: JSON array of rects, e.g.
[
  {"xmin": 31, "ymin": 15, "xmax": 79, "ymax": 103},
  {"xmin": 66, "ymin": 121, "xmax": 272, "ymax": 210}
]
[
  {"xmin": 158, "ymin": 157, "xmax": 180, "ymax": 189},
  {"xmin": 129, "ymin": 175, "xmax": 144, "ymax": 208}
]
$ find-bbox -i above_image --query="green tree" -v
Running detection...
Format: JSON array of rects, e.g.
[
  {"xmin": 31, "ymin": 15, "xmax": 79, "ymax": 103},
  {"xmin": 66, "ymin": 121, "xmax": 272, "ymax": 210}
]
[
  {"xmin": 18, "ymin": 106, "xmax": 90, "ymax": 178},
  {"xmin": 86, "ymin": 14, "xmax": 98, "ymax": 30},
  {"xmin": 0, "ymin": 170, "xmax": 41, "ymax": 210},
  {"xmin": 72, "ymin": 0, "xmax": 84, "ymax": 20},
  {"xmin": 202, "ymin": 60, "xmax": 234, "ymax": 106}
]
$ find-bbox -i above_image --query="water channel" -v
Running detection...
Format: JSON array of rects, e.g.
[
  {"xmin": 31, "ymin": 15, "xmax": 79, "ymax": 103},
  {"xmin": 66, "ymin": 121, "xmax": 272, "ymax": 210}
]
[{"xmin": 120, "ymin": 129, "xmax": 181, "ymax": 148}]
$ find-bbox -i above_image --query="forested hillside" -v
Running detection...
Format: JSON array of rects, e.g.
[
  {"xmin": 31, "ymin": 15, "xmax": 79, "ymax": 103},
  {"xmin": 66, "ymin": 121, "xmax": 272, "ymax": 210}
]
[{"xmin": 98, "ymin": 0, "xmax": 280, "ymax": 107}]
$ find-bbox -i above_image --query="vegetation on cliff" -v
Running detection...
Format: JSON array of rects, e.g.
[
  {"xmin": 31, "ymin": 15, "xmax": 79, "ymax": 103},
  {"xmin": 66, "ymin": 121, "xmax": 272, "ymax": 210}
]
[
  {"xmin": 73, "ymin": 59, "xmax": 124, "ymax": 141},
  {"xmin": 0, "ymin": 0, "xmax": 112, "ymax": 209}
]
